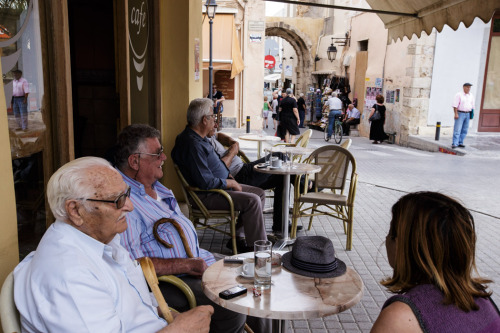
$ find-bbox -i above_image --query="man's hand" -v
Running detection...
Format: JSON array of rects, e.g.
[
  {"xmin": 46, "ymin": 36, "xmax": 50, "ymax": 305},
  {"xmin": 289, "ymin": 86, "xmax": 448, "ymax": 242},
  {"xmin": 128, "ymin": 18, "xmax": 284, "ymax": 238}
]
[
  {"xmin": 228, "ymin": 142, "xmax": 239, "ymax": 155},
  {"xmin": 160, "ymin": 305, "xmax": 214, "ymax": 333},
  {"xmin": 226, "ymin": 179, "xmax": 242, "ymax": 192}
]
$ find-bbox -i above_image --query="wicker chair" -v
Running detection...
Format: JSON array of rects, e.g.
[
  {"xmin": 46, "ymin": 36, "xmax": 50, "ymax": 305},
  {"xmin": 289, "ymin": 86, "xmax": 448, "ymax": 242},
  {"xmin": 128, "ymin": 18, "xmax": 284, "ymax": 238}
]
[
  {"xmin": 174, "ymin": 164, "xmax": 240, "ymax": 254},
  {"xmin": 291, "ymin": 145, "xmax": 358, "ymax": 250},
  {"xmin": 273, "ymin": 129, "xmax": 313, "ymax": 162},
  {"xmin": 0, "ymin": 272, "xmax": 20, "ymax": 333}
]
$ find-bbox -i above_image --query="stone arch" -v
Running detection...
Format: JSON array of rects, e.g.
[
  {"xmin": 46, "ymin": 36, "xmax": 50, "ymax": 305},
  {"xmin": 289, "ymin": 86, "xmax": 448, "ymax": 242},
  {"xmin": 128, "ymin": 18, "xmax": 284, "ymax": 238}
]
[{"xmin": 265, "ymin": 22, "xmax": 314, "ymax": 95}]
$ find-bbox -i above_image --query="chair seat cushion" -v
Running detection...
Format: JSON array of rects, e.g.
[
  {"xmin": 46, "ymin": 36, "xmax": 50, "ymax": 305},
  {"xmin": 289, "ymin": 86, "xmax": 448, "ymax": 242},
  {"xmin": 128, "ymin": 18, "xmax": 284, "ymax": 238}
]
[{"xmin": 299, "ymin": 192, "xmax": 347, "ymax": 205}]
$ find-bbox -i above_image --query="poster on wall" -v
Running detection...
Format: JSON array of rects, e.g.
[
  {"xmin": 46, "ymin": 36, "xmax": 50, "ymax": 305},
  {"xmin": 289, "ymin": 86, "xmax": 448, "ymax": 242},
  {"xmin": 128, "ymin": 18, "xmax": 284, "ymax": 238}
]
[
  {"xmin": 396, "ymin": 89, "xmax": 400, "ymax": 102},
  {"xmin": 375, "ymin": 78, "xmax": 383, "ymax": 88},
  {"xmin": 194, "ymin": 38, "xmax": 200, "ymax": 81}
]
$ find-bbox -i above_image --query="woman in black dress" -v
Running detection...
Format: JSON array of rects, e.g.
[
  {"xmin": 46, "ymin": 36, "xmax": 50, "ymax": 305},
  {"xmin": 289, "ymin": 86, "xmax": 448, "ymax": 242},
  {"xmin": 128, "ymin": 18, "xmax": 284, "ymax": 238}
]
[{"xmin": 369, "ymin": 94, "xmax": 389, "ymax": 144}]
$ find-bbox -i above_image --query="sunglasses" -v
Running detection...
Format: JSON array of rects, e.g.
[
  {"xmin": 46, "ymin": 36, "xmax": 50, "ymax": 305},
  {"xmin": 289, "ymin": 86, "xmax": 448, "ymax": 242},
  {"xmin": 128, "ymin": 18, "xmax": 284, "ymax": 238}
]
[
  {"xmin": 134, "ymin": 146, "xmax": 164, "ymax": 160},
  {"xmin": 86, "ymin": 187, "xmax": 131, "ymax": 209}
]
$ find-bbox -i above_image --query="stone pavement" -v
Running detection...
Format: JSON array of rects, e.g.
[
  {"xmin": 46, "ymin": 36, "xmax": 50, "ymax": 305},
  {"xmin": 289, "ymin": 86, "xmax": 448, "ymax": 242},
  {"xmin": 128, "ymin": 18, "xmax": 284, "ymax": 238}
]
[{"xmin": 194, "ymin": 126, "xmax": 500, "ymax": 332}]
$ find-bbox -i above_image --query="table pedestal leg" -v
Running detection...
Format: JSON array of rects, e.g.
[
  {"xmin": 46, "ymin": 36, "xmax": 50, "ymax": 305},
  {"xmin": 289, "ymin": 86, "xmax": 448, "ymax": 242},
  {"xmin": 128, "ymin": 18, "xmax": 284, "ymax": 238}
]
[
  {"xmin": 272, "ymin": 319, "xmax": 289, "ymax": 333},
  {"xmin": 273, "ymin": 174, "xmax": 295, "ymax": 250},
  {"xmin": 257, "ymin": 141, "xmax": 262, "ymax": 159}
]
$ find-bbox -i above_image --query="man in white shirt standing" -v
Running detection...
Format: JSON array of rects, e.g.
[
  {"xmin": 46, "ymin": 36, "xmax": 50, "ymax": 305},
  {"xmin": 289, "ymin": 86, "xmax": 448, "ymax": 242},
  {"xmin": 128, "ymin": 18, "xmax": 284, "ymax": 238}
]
[
  {"xmin": 13, "ymin": 156, "xmax": 213, "ymax": 333},
  {"xmin": 11, "ymin": 69, "xmax": 29, "ymax": 131},
  {"xmin": 452, "ymin": 83, "xmax": 475, "ymax": 149}
]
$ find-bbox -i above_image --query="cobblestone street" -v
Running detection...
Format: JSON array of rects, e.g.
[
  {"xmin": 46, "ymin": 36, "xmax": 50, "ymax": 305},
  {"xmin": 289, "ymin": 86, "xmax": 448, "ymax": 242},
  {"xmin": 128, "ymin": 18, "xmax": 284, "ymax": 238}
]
[{"xmin": 196, "ymin": 127, "xmax": 500, "ymax": 332}]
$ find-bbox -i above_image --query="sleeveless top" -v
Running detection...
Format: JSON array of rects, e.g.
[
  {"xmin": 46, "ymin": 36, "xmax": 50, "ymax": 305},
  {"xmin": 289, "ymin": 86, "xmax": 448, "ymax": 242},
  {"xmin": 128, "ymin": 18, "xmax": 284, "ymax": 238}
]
[
  {"xmin": 383, "ymin": 284, "xmax": 500, "ymax": 333},
  {"xmin": 263, "ymin": 101, "xmax": 269, "ymax": 111}
]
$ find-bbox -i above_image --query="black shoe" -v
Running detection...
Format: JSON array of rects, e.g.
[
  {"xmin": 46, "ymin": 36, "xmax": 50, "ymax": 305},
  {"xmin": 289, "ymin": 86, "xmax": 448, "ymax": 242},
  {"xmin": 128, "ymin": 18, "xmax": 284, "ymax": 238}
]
[
  {"xmin": 451, "ymin": 145, "xmax": 457, "ymax": 149},
  {"xmin": 458, "ymin": 144, "xmax": 465, "ymax": 148},
  {"xmin": 272, "ymin": 222, "xmax": 303, "ymax": 233}
]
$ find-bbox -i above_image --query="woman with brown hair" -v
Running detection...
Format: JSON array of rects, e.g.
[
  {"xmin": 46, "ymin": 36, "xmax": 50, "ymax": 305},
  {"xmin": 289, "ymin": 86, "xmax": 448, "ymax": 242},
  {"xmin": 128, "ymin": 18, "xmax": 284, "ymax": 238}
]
[
  {"xmin": 372, "ymin": 191, "xmax": 500, "ymax": 333},
  {"xmin": 368, "ymin": 94, "xmax": 388, "ymax": 144}
]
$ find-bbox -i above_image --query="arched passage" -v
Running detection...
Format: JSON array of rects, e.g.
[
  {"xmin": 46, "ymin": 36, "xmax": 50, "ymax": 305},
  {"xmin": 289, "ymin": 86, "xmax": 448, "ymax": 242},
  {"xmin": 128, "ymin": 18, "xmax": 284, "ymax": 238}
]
[{"xmin": 265, "ymin": 22, "xmax": 313, "ymax": 94}]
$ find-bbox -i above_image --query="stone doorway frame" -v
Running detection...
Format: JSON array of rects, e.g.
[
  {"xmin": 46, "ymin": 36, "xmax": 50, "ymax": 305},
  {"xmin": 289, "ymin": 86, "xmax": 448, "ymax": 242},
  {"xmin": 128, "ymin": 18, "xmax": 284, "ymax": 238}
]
[{"xmin": 265, "ymin": 22, "xmax": 314, "ymax": 95}]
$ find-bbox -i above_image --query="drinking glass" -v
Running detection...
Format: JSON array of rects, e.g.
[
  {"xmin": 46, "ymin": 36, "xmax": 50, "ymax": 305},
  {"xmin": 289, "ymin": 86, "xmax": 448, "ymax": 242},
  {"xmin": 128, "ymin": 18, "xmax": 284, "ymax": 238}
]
[
  {"xmin": 264, "ymin": 148, "xmax": 272, "ymax": 166},
  {"xmin": 254, "ymin": 240, "xmax": 272, "ymax": 290},
  {"xmin": 286, "ymin": 149, "xmax": 293, "ymax": 168}
]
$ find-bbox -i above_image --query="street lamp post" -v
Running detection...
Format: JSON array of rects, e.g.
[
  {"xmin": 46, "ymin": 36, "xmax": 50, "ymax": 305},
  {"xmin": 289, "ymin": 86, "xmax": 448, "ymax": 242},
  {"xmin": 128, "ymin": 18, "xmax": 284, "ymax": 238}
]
[{"xmin": 205, "ymin": 0, "xmax": 217, "ymax": 101}]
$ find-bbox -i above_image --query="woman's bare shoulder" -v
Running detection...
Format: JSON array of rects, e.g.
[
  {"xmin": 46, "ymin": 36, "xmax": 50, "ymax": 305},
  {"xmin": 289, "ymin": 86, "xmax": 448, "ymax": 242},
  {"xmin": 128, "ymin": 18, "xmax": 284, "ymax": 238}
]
[{"xmin": 371, "ymin": 301, "xmax": 422, "ymax": 333}]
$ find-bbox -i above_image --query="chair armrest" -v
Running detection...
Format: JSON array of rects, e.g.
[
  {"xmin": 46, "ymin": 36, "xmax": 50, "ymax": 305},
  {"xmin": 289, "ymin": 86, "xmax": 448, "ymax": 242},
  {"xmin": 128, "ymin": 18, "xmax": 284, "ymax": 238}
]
[
  {"xmin": 238, "ymin": 150, "xmax": 251, "ymax": 164},
  {"xmin": 187, "ymin": 187, "xmax": 237, "ymax": 217},
  {"xmin": 273, "ymin": 142, "xmax": 294, "ymax": 147},
  {"xmin": 158, "ymin": 275, "xmax": 197, "ymax": 309}
]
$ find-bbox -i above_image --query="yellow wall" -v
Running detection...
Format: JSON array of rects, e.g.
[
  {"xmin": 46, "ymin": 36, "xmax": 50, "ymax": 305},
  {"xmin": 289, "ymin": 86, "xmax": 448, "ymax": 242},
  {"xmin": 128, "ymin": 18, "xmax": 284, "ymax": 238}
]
[
  {"xmin": 0, "ymin": 51, "xmax": 20, "ymax": 327},
  {"xmin": 160, "ymin": 0, "xmax": 203, "ymax": 197}
]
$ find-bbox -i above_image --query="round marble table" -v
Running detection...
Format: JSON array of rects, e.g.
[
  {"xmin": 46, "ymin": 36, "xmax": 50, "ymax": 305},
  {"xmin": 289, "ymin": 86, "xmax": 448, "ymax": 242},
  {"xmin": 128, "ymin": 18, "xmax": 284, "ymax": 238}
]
[
  {"xmin": 202, "ymin": 252, "xmax": 364, "ymax": 332},
  {"xmin": 255, "ymin": 163, "xmax": 321, "ymax": 250},
  {"xmin": 239, "ymin": 134, "xmax": 281, "ymax": 158}
]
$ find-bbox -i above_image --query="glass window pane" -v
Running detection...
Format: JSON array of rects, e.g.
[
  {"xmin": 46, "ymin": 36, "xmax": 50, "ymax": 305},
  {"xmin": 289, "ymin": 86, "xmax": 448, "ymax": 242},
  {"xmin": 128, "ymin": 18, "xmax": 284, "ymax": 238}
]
[
  {"xmin": 1, "ymin": 0, "xmax": 46, "ymax": 258},
  {"xmin": 483, "ymin": 36, "xmax": 500, "ymax": 109}
]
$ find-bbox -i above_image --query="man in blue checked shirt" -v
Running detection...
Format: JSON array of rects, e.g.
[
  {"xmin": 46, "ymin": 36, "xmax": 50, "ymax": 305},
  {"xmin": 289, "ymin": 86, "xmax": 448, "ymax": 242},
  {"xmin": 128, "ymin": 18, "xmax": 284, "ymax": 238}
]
[{"xmin": 113, "ymin": 124, "xmax": 269, "ymax": 333}]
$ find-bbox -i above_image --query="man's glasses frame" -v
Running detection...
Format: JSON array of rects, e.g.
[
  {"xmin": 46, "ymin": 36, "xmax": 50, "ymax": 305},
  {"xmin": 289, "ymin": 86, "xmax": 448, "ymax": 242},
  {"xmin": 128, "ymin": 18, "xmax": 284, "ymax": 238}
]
[
  {"xmin": 86, "ymin": 187, "xmax": 131, "ymax": 209},
  {"xmin": 134, "ymin": 146, "xmax": 164, "ymax": 160}
]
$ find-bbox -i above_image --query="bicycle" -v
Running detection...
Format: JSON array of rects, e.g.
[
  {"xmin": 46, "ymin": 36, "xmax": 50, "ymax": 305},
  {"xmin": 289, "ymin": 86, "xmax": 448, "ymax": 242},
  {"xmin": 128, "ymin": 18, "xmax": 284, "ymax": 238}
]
[{"xmin": 323, "ymin": 113, "xmax": 343, "ymax": 144}]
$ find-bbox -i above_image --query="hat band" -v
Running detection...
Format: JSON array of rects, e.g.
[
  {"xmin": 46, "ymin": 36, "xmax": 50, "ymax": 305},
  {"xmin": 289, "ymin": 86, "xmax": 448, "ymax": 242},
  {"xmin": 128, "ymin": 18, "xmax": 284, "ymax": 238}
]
[{"xmin": 291, "ymin": 257, "xmax": 338, "ymax": 273}]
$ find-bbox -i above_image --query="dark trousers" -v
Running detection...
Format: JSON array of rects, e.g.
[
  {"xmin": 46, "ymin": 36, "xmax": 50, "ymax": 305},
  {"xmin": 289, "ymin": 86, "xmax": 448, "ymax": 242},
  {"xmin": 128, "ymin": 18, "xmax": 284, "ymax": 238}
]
[
  {"xmin": 235, "ymin": 155, "xmax": 285, "ymax": 231},
  {"xmin": 299, "ymin": 110, "xmax": 305, "ymax": 127},
  {"xmin": 342, "ymin": 118, "xmax": 360, "ymax": 135}
]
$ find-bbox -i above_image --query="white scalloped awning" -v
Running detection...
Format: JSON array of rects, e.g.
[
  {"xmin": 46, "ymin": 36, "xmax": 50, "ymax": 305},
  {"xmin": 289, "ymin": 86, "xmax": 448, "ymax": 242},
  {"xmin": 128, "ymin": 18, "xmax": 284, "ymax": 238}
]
[
  {"xmin": 311, "ymin": 70, "xmax": 336, "ymax": 75},
  {"xmin": 366, "ymin": 0, "xmax": 500, "ymax": 43}
]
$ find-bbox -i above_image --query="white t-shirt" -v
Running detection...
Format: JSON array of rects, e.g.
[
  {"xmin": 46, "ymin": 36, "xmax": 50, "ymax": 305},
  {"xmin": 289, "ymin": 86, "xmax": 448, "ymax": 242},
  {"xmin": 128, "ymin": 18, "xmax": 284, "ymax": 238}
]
[{"xmin": 325, "ymin": 96, "xmax": 343, "ymax": 110}]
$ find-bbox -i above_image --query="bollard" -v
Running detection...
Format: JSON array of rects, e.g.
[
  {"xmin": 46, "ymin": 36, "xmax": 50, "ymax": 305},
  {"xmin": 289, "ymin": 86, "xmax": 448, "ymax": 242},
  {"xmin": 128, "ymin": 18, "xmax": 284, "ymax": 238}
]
[
  {"xmin": 246, "ymin": 116, "xmax": 250, "ymax": 133},
  {"xmin": 435, "ymin": 121, "xmax": 441, "ymax": 141}
]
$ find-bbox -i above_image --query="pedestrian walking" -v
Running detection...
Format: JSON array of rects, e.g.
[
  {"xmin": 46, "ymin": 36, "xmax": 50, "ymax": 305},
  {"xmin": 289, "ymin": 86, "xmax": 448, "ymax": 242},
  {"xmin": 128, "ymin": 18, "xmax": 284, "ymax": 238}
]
[
  {"xmin": 297, "ymin": 93, "xmax": 306, "ymax": 128},
  {"xmin": 452, "ymin": 83, "xmax": 475, "ymax": 149},
  {"xmin": 369, "ymin": 94, "xmax": 389, "ymax": 144},
  {"xmin": 262, "ymin": 96, "xmax": 271, "ymax": 129},
  {"xmin": 271, "ymin": 93, "xmax": 278, "ymax": 129},
  {"xmin": 279, "ymin": 88, "xmax": 300, "ymax": 143}
]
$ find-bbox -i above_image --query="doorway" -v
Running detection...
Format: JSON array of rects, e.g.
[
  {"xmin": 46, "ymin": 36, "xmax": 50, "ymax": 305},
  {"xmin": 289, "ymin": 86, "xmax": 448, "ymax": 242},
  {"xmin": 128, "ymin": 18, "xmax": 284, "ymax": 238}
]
[
  {"xmin": 68, "ymin": 0, "xmax": 120, "ymax": 157},
  {"xmin": 478, "ymin": 13, "xmax": 500, "ymax": 132}
]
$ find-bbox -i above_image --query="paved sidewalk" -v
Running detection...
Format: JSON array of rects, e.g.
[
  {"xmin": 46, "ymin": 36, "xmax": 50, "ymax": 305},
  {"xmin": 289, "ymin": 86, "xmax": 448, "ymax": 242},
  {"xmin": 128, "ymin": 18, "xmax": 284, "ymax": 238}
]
[{"xmin": 194, "ymin": 127, "xmax": 500, "ymax": 332}]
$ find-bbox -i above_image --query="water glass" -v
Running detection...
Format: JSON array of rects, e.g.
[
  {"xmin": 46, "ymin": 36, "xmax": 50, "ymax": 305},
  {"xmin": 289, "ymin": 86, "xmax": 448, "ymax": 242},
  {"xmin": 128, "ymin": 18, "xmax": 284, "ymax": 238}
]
[
  {"xmin": 254, "ymin": 240, "xmax": 272, "ymax": 290},
  {"xmin": 286, "ymin": 150, "xmax": 293, "ymax": 168},
  {"xmin": 265, "ymin": 148, "xmax": 272, "ymax": 166}
]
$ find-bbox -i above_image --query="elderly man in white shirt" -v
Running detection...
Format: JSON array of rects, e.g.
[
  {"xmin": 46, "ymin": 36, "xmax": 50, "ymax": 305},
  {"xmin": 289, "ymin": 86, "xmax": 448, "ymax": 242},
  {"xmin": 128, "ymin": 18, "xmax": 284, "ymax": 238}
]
[
  {"xmin": 13, "ymin": 156, "xmax": 213, "ymax": 333},
  {"xmin": 342, "ymin": 104, "xmax": 361, "ymax": 136},
  {"xmin": 452, "ymin": 82, "xmax": 475, "ymax": 149}
]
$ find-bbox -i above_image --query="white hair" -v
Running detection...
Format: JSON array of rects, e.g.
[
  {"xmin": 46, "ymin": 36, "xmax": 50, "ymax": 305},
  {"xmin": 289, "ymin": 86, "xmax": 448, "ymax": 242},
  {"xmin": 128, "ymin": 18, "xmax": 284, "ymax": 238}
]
[
  {"xmin": 47, "ymin": 157, "xmax": 115, "ymax": 222},
  {"xmin": 187, "ymin": 98, "xmax": 213, "ymax": 126},
  {"xmin": 332, "ymin": 92, "xmax": 338, "ymax": 97}
]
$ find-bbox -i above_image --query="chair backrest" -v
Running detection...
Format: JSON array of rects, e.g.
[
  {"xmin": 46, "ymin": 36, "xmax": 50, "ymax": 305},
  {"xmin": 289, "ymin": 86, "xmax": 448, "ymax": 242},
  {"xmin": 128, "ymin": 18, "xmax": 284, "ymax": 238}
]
[
  {"xmin": 305, "ymin": 145, "xmax": 356, "ymax": 192},
  {"xmin": 173, "ymin": 164, "xmax": 211, "ymax": 218},
  {"xmin": 294, "ymin": 129, "xmax": 313, "ymax": 148},
  {"xmin": 340, "ymin": 138, "xmax": 352, "ymax": 150},
  {"xmin": 0, "ymin": 272, "xmax": 21, "ymax": 333}
]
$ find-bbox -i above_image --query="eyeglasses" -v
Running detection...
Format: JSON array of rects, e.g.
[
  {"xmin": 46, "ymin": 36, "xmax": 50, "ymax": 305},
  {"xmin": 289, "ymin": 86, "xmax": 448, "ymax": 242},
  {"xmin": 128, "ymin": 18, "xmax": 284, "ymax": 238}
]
[
  {"xmin": 205, "ymin": 114, "xmax": 217, "ymax": 120},
  {"xmin": 86, "ymin": 187, "xmax": 131, "ymax": 209},
  {"xmin": 134, "ymin": 146, "xmax": 164, "ymax": 160}
]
